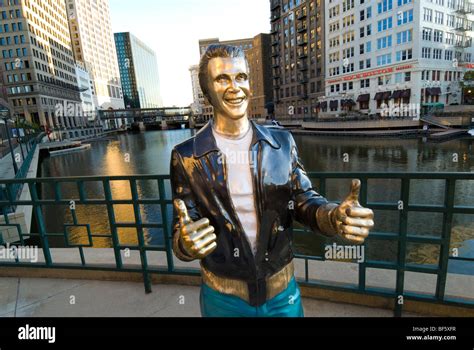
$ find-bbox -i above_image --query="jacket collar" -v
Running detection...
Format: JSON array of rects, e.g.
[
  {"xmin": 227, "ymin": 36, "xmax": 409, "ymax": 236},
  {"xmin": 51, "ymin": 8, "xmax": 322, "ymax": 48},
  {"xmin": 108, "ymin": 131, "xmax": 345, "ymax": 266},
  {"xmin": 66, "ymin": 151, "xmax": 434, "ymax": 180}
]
[{"xmin": 193, "ymin": 119, "xmax": 280, "ymax": 158}]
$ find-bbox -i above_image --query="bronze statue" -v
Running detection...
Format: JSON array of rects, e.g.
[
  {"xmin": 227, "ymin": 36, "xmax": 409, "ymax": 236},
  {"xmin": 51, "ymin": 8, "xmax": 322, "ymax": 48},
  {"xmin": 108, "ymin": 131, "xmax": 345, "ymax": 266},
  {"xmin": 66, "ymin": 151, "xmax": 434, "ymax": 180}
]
[{"xmin": 170, "ymin": 44, "xmax": 374, "ymax": 317}]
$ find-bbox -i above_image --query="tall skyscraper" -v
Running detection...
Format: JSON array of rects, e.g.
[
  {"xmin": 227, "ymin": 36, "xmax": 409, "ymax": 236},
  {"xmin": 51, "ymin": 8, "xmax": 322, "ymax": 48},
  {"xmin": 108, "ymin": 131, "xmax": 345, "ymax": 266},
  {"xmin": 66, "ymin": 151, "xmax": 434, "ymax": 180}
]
[
  {"xmin": 322, "ymin": 0, "xmax": 474, "ymax": 118},
  {"xmin": 114, "ymin": 32, "xmax": 162, "ymax": 109},
  {"xmin": 66, "ymin": 0, "xmax": 124, "ymax": 111},
  {"xmin": 0, "ymin": 0, "xmax": 81, "ymax": 129},
  {"xmin": 196, "ymin": 35, "xmax": 272, "ymax": 121},
  {"xmin": 270, "ymin": 0, "xmax": 325, "ymax": 120}
]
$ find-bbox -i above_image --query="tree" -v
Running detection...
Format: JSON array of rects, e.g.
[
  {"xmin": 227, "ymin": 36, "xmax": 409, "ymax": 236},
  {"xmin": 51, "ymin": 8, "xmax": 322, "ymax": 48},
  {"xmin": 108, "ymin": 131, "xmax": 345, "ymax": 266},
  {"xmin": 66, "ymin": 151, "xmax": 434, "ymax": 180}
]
[
  {"xmin": 461, "ymin": 71, "xmax": 474, "ymax": 104},
  {"xmin": 463, "ymin": 70, "xmax": 474, "ymax": 81}
]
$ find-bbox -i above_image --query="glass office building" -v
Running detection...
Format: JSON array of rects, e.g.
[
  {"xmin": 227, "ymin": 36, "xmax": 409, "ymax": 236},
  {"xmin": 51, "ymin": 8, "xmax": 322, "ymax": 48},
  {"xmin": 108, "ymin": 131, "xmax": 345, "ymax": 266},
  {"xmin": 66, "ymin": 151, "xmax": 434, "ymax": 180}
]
[{"xmin": 114, "ymin": 32, "xmax": 163, "ymax": 109}]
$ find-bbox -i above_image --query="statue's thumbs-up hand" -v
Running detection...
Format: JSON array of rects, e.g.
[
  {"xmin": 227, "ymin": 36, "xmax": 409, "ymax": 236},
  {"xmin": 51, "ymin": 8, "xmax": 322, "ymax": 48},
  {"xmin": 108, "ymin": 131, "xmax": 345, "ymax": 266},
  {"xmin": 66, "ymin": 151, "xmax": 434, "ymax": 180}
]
[
  {"xmin": 174, "ymin": 199, "xmax": 217, "ymax": 259},
  {"xmin": 334, "ymin": 179, "xmax": 374, "ymax": 244}
]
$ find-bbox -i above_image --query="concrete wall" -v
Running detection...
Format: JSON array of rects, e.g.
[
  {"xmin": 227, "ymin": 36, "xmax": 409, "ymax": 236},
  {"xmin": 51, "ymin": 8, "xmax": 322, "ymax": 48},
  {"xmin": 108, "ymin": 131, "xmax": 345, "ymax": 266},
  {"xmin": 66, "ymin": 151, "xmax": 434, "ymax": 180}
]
[{"xmin": 431, "ymin": 115, "xmax": 473, "ymax": 127}]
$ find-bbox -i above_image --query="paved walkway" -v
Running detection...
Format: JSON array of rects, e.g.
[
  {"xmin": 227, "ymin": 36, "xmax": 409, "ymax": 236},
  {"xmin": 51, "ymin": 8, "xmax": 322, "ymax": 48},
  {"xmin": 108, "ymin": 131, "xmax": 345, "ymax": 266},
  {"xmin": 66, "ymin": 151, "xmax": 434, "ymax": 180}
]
[
  {"xmin": 0, "ymin": 144, "xmax": 23, "ymax": 180},
  {"xmin": 1, "ymin": 248, "xmax": 472, "ymax": 317},
  {"xmin": 0, "ymin": 277, "xmax": 420, "ymax": 317}
]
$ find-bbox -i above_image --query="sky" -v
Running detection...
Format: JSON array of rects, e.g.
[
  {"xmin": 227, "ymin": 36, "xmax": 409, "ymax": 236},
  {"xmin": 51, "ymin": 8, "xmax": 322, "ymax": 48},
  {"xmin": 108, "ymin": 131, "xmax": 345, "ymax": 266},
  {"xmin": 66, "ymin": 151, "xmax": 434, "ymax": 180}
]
[{"xmin": 109, "ymin": 0, "xmax": 271, "ymax": 107}]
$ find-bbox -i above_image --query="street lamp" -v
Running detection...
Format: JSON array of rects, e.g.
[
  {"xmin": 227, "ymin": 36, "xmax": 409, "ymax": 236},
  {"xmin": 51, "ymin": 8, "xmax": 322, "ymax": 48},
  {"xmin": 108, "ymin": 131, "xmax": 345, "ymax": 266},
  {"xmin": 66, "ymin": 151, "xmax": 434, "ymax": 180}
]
[{"xmin": 0, "ymin": 106, "xmax": 18, "ymax": 174}]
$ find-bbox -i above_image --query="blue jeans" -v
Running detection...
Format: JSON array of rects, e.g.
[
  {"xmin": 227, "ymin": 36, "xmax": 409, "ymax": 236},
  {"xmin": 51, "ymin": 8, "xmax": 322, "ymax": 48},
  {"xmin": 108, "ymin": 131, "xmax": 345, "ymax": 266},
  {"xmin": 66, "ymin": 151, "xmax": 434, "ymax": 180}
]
[{"xmin": 200, "ymin": 277, "xmax": 304, "ymax": 317}]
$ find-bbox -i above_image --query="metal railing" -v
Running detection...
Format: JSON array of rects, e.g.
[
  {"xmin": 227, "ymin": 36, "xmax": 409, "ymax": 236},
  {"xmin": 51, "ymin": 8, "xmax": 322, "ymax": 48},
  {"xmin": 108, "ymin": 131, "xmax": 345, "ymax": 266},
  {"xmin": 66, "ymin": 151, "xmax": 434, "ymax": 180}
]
[
  {"xmin": 0, "ymin": 172, "xmax": 473, "ymax": 316},
  {"xmin": 0, "ymin": 132, "xmax": 43, "ymax": 214}
]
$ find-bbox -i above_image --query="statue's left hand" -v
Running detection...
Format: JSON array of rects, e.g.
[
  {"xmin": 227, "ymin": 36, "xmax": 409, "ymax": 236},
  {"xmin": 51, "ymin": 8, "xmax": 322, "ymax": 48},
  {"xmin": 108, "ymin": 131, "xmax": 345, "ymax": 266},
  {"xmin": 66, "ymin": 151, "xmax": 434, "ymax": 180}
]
[{"xmin": 334, "ymin": 179, "xmax": 374, "ymax": 244}]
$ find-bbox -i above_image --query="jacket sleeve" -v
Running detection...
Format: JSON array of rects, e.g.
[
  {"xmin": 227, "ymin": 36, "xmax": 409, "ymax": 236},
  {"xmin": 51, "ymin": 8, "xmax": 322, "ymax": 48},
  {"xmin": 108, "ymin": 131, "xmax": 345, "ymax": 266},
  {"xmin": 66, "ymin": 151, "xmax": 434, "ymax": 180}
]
[
  {"xmin": 170, "ymin": 148, "xmax": 202, "ymax": 261},
  {"xmin": 289, "ymin": 134, "xmax": 339, "ymax": 237}
]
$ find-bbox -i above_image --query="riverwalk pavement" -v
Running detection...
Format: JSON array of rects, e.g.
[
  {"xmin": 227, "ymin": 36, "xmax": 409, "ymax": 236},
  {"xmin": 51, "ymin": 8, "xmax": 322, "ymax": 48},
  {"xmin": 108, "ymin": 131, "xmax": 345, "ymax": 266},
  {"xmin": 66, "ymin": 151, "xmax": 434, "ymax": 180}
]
[
  {"xmin": 0, "ymin": 277, "xmax": 423, "ymax": 317},
  {"xmin": 0, "ymin": 249, "xmax": 450, "ymax": 318},
  {"xmin": 1, "ymin": 247, "xmax": 473, "ymax": 317},
  {"xmin": 0, "ymin": 144, "xmax": 24, "ymax": 180}
]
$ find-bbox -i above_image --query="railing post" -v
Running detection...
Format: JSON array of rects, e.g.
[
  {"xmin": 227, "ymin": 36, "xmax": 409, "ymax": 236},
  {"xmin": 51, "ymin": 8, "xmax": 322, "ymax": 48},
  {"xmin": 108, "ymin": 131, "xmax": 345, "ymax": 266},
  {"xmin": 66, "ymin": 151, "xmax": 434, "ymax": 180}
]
[
  {"xmin": 358, "ymin": 177, "xmax": 368, "ymax": 292},
  {"xmin": 28, "ymin": 181, "xmax": 52, "ymax": 266},
  {"xmin": 103, "ymin": 179, "xmax": 123, "ymax": 269},
  {"xmin": 436, "ymin": 178, "xmax": 456, "ymax": 301},
  {"xmin": 394, "ymin": 177, "xmax": 409, "ymax": 317},
  {"xmin": 129, "ymin": 179, "xmax": 152, "ymax": 293},
  {"xmin": 158, "ymin": 178, "xmax": 174, "ymax": 272}
]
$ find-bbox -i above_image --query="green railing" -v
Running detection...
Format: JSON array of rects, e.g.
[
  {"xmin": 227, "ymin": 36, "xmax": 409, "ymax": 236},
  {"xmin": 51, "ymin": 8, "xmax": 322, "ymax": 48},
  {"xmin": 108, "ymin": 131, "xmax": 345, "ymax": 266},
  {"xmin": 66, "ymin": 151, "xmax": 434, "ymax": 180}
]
[
  {"xmin": 0, "ymin": 172, "xmax": 473, "ymax": 316},
  {"xmin": 0, "ymin": 132, "xmax": 43, "ymax": 214}
]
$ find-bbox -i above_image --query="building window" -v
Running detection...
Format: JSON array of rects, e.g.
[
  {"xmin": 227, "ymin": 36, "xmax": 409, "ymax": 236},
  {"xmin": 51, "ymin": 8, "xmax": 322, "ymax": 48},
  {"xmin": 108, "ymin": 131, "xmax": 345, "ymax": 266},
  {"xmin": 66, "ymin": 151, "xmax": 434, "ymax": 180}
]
[
  {"xmin": 377, "ymin": 17, "xmax": 393, "ymax": 32},
  {"xmin": 422, "ymin": 47, "xmax": 431, "ymax": 58},
  {"xmin": 376, "ymin": 53, "xmax": 392, "ymax": 66},
  {"xmin": 395, "ymin": 72, "xmax": 403, "ymax": 83},
  {"xmin": 423, "ymin": 8, "xmax": 433, "ymax": 22},
  {"xmin": 422, "ymin": 28, "xmax": 432, "ymax": 41},
  {"xmin": 396, "ymin": 49, "xmax": 413, "ymax": 61},
  {"xmin": 377, "ymin": 0, "xmax": 393, "ymax": 14},
  {"xmin": 397, "ymin": 29, "xmax": 412, "ymax": 44},
  {"xmin": 445, "ymin": 50, "xmax": 453, "ymax": 61},
  {"xmin": 377, "ymin": 35, "xmax": 392, "ymax": 49},
  {"xmin": 397, "ymin": 0, "xmax": 412, "ymax": 5},
  {"xmin": 447, "ymin": 15, "xmax": 455, "ymax": 27},
  {"xmin": 398, "ymin": 10, "xmax": 413, "ymax": 25},
  {"xmin": 360, "ymin": 78, "xmax": 370, "ymax": 88},
  {"xmin": 434, "ymin": 11, "xmax": 444, "ymax": 25},
  {"xmin": 433, "ymin": 48, "xmax": 442, "ymax": 60},
  {"xmin": 446, "ymin": 32, "xmax": 454, "ymax": 45},
  {"xmin": 366, "ymin": 41, "xmax": 372, "ymax": 52}
]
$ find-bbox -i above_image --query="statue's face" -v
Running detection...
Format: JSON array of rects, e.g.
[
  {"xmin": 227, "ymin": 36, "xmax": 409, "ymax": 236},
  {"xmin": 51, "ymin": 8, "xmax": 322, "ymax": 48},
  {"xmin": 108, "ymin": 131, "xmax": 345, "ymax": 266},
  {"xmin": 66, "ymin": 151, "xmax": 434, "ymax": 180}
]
[{"xmin": 206, "ymin": 57, "xmax": 250, "ymax": 120}]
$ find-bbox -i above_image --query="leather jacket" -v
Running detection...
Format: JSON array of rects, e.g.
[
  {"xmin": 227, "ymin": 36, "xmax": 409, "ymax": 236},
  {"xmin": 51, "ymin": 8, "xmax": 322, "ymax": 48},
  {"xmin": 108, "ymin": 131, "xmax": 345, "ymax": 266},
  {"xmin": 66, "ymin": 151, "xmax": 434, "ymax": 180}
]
[{"xmin": 170, "ymin": 120, "xmax": 333, "ymax": 306}]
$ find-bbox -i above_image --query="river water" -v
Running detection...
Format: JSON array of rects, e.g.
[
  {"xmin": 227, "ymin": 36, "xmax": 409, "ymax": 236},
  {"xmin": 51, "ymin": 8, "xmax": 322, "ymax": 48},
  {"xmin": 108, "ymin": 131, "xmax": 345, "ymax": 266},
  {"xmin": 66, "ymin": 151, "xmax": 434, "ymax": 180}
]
[{"xmin": 38, "ymin": 128, "xmax": 474, "ymax": 274}]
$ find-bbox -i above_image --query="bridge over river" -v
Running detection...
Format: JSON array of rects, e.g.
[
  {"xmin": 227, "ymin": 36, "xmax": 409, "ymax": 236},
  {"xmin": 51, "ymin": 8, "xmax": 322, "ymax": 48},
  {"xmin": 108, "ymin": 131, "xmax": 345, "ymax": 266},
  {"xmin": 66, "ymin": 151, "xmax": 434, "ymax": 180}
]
[{"xmin": 99, "ymin": 107, "xmax": 193, "ymax": 130}]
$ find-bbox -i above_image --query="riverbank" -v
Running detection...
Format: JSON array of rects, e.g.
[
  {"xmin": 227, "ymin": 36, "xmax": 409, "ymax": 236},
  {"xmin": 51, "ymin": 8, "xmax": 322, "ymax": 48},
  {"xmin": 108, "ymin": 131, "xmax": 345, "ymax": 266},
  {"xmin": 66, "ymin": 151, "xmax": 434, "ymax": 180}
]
[
  {"xmin": 262, "ymin": 115, "xmax": 473, "ymax": 140},
  {"xmin": 290, "ymin": 127, "xmax": 470, "ymax": 140},
  {"xmin": 291, "ymin": 128, "xmax": 427, "ymax": 138}
]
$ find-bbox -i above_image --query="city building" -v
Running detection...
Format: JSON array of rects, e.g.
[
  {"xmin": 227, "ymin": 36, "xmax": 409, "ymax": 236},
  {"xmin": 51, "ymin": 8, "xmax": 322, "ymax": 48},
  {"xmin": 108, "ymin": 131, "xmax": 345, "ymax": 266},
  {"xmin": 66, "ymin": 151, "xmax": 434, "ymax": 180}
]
[
  {"xmin": 189, "ymin": 64, "xmax": 204, "ymax": 118},
  {"xmin": 196, "ymin": 35, "xmax": 272, "ymax": 121},
  {"xmin": 247, "ymin": 34, "xmax": 273, "ymax": 119},
  {"xmin": 74, "ymin": 62, "xmax": 94, "ymax": 124},
  {"xmin": 0, "ymin": 65, "xmax": 10, "ymax": 110},
  {"xmin": 0, "ymin": 0, "xmax": 81, "ymax": 129},
  {"xmin": 322, "ymin": 0, "xmax": 474, "ymax": 118},
  {"xmin": 114, "ymin": 32, "xmax": 163, "ymax": 109},
  {"xmin": 66, "ymin": 0, "xmax": 124, "ymax": 112},
  {"xmin": 270, "ymin": 0, "xmax": 325, "ymax": 119}
]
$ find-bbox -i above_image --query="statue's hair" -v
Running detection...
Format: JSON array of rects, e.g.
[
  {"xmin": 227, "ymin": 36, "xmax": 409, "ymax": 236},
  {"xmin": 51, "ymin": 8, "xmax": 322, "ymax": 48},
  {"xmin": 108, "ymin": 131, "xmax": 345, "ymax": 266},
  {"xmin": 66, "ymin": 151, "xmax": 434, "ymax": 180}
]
[{"xmin": 198, "ymin": 44, "xmax": 247, "ymax": 101}]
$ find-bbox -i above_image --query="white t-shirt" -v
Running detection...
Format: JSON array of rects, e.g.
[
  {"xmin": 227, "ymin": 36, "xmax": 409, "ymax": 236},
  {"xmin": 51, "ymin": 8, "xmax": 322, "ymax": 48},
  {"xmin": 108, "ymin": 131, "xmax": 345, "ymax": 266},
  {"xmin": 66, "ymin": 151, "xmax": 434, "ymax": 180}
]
[{"xmin": 212, "ymin": 126, "xmax": 258, "ymax": 255}]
